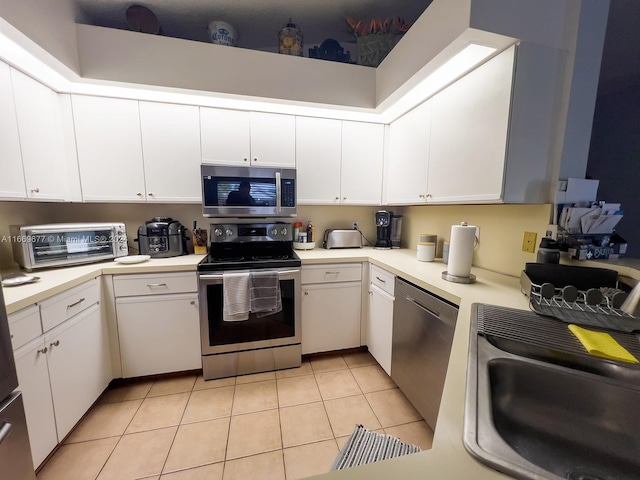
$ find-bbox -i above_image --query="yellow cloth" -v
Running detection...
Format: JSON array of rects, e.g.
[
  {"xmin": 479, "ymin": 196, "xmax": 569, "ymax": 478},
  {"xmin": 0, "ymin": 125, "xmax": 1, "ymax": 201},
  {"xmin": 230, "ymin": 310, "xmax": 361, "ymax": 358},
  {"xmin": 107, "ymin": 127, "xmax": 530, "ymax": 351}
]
[{"xmin": 568, "ymin": 324, "xmax": 639, "ymax": 363}]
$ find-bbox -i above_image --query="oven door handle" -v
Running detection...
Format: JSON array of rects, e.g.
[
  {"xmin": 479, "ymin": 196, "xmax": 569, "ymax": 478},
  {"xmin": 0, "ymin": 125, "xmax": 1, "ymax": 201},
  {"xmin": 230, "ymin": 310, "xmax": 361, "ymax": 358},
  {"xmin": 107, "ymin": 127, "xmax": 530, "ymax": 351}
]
[{"xmin": 199, "ymin": 269, "xmax": 300, "ymax": 282}]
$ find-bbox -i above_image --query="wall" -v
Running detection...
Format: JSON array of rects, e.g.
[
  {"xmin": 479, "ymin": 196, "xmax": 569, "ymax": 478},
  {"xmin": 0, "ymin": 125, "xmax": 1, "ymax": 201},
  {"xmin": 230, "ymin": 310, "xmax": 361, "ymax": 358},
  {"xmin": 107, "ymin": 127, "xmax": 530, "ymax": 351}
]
[
  {"xmin": 401, "ymin": 203, "xmax": 552, "ymax": 277},
  {"xmin": 586, "ymin": 83, "xmax": 640, "ymax": 258},
  {"xmin": 0, "ymin": 202, "xmax": 381, "ymax": 271},
  {"xmin": 0, "ymin": 201, "xmax": 549, "ymax": 277}
]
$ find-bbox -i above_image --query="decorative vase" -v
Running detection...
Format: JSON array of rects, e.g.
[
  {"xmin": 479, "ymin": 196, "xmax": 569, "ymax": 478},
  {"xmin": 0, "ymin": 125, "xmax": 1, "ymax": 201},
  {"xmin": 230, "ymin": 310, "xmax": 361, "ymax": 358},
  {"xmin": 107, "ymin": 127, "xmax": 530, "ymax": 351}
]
[
  {"xmin": 356, "ymin": 34, "xmax": 395, "ymax": 67},
  {"xmin": 278, "ymin": 19, "xmax": 303, "ymax": 56}
]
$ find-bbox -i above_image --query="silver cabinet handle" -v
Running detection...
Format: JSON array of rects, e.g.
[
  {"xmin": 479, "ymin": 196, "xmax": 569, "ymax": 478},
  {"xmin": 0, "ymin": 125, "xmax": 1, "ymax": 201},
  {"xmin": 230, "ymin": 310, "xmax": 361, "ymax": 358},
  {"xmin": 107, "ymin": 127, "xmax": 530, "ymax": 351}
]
[
  {"xmin": 304, "ymin": 291, "xmax": 309, "ymax": 295},
  {"xmin": 136, "ymin": 192, "xmax": 143, "ymax": 196},
  {"xmin": 30, "ymin": 187, "xmax": 40, "ymax": 193},
  {"xmin": 146, "ymin": 283, "xmax": 167, "ymax": 288},
  {"xmin": 253, "ymin": 158, "xmax": 257, "ymax": 162},
  {"xmin": 67, "ymin": 297, "xmax": 85, "ymax": 309},
  {"xmin": 37, "ymin": 347, "xmax": 48, "ymax": 354},
  {"xmin": 148, "ymin": 192, "xmax": 154, "ymax": 196},
  {"xmin": 50, "ymin": 340, "xmax": 60, "ymax": 348},
  {"xmin": 375, "ymin": 276, "xmax": 386, "ymax": 283},
  {"xmin": 243, "ymin": 157, "xmax": 248, "ymax": 162},
  {"xmin": 325, "ymin": 271, "xmax": 340, "ymax": 275},
  {"xmin": 190, "ymin": 300, "xmax": 197, "ymax": 306}
]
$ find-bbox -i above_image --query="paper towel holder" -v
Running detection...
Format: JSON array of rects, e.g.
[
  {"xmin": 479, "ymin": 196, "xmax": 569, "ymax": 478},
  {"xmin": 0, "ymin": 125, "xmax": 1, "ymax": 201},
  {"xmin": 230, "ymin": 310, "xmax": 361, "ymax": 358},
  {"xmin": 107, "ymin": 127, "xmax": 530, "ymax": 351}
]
[
  {"xmin": 442, "ymin": 221, "xmax": 477, "ymax": 284},
  {"xmin": 441, "ymin": 271, "xmax": 476, "ymax": 284}
]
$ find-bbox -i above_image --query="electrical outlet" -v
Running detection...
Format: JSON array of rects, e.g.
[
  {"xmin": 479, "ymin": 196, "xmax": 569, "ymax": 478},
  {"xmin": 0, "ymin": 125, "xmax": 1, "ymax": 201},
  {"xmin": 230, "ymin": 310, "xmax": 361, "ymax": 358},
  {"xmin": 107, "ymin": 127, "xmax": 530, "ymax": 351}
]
[
  {"xmin": 353, "ymin": 222, "xmax": 359, "ymax": 230},
  {"xmin": 522, "ymin": 232, "xmax": 537, "ymax": 253}
]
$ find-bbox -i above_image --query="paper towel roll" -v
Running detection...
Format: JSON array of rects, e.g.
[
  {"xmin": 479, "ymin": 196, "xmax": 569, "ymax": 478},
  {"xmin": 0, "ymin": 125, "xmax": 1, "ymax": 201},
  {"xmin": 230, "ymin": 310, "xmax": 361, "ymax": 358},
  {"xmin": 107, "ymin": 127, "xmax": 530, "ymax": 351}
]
[{"xmin": 447, "ymin": 223, "xmax": 476, "ymax": 277}]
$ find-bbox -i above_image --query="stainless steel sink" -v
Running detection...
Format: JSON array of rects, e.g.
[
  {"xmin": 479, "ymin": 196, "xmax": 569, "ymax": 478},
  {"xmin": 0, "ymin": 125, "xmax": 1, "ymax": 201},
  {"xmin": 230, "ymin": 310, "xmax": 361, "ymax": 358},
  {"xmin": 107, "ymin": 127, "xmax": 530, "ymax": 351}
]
[{"xmin": 464, "ymin": 303, "xmax": 640, "ymax": 480}]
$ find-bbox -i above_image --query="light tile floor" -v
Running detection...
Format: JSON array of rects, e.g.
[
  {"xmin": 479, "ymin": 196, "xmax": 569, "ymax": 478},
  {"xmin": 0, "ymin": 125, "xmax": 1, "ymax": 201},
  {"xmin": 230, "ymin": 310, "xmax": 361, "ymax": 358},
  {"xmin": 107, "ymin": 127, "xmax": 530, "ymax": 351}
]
[{"xmin": 36, "ymin": 351, "xmax": 434, "ymax": 480}]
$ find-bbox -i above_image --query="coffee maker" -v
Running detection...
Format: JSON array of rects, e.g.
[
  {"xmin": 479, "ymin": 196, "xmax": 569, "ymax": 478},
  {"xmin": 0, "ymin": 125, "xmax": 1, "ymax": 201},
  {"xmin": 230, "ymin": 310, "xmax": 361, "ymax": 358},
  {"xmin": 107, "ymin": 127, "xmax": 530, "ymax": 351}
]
[{"xmin": 375, "ymin": 210, "xmax": 393, "ymax": 249}]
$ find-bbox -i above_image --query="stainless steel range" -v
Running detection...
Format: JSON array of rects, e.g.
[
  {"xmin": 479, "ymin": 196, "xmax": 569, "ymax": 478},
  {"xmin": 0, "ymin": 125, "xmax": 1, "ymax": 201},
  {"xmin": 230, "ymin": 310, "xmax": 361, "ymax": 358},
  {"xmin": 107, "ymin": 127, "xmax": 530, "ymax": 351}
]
[{"xmin": 197, "ymin": 223, "xmax": 301, "ymax": 380}]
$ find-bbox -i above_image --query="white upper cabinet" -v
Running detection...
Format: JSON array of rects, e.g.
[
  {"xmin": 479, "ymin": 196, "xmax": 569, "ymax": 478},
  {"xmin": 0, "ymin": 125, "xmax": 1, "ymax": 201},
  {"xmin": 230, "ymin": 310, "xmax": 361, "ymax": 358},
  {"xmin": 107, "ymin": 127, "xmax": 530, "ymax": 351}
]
[
  {"xmin": 200, "ymin": 109, "xmax": 296, "ymax": 167},
  {"xmin": 341, "ymin": 121, "xmax": 384, "ymax": 205},
  {"xmin": 249, "ymin": 112, "xmax": 296, "ymax": 167},
  {"xmin": 73, "ymin": 95, "xmax": 146, "ymax": 202},
  {"xmin": 200, "ymin": 108, "xmax": 251, "ymax": 165},
  {"xmin": 139, "ymin": 101, "xmax": 202, "ymax": 202},
  {"xmin": 428, "ymin": 49, "xmax": 513, "ymax": 203},
  {"xmin": 296, "ymin": 116, "xmax": 342, "ymax": 204},
  {"xmin": 384, "ymin": 100, "xmax": 432, "ymax": 205},
  {"xmin": 0, "ymin": 62, "xmax": 26, "ymax": 200},
  {"xmin": 11, "ymin": 68, "xmax": 69, "ymax": 201}
]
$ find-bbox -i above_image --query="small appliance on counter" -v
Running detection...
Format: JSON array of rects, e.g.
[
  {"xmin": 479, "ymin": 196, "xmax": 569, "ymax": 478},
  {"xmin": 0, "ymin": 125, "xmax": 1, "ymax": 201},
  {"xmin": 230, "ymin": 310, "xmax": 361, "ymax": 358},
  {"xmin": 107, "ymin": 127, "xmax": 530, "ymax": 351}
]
[
  {"xmin": 136, "ymin": 217, "xmax": 189, "ymax": 257},
  {"xmin": 323, "ymin": 229, "xmax": 362, "ymax": 249},
  {"xmin": 375, "ymin": 210, "xmax": 402, "ymax": 249}
]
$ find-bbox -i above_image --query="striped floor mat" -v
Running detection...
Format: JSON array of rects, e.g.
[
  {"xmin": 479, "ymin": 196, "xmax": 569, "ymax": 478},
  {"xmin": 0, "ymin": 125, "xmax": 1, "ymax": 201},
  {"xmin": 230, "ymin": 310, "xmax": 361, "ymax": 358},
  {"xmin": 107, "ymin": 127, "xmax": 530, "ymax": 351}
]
[{"xmin": 331, "ymin": 424, "xmax": 421, "ymax": 470}]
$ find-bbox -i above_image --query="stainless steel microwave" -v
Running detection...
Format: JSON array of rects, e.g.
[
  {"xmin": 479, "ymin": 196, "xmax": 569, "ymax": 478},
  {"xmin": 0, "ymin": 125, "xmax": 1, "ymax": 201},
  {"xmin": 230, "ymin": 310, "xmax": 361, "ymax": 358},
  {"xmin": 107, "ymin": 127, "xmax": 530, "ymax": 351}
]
[
  {"xmin": 201, "ymin": 165, "xmax": 297, "ymax": 217},
  {"xmin": 10, "ymin": 223, "xmax": 129, "ymax": 271}
]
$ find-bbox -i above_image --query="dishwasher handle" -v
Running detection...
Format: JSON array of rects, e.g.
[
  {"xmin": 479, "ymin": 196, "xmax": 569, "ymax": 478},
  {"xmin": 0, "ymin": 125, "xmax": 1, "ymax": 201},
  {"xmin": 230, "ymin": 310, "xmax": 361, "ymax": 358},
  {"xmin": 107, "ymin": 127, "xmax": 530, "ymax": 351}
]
[{"xmin": 406, "ymin": 295, "xmax": 441, "ymax": 318}]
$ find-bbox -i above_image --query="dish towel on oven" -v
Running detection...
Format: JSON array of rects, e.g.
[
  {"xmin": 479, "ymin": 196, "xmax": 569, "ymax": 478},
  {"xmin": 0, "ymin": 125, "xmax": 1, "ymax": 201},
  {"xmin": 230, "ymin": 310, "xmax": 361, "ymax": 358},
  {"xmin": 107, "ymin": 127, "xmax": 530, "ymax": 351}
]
[
  {"xmin": 250, "ymin": 271, "xmax": 282, "ymax": 317},
  {"xmin": 223, "ymin": 272, "xmax": 251, "ymax": 321}
]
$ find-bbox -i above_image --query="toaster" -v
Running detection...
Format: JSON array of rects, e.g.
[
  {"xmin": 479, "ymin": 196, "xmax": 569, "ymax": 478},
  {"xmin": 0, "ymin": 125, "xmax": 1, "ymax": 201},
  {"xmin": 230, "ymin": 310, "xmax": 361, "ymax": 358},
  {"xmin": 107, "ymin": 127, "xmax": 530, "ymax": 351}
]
[{"xmin": 323, "ymin": 229, "xmax": 363, "ymax": 249}]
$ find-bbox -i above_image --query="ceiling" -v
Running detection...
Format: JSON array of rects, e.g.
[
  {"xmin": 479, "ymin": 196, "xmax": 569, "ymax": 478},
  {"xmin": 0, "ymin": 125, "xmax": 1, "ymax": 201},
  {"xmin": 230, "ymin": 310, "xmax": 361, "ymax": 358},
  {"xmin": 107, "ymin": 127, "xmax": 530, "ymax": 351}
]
[{"xmin": 74, "ymin": 0, "xmax": 433, "ymax": 54}]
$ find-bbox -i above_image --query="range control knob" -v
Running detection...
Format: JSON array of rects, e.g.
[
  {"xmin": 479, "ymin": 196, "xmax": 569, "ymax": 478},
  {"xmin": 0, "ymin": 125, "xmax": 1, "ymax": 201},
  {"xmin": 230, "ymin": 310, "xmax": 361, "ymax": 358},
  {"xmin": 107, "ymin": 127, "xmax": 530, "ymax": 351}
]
[
  {"xmin": 214, "ymin": 228, "xmax": 223, "ymax": 237},
  {"xmin": 280, "ymin": 227, "xmax": 288, "ymax": 236},
  {"xmin": 119, "ymin": 245, "xmax": 128, "ymax": 251},
  {"xmin": 117, "ymin": 230, "xmax": 124, "ymax": 236},
  {"xmin": 225, "ymin": 229, "xmax": 234, "ymax": 237},
  {"xmin": 270, "ymin": 228, "xmax": 278, "ymax": 236}
]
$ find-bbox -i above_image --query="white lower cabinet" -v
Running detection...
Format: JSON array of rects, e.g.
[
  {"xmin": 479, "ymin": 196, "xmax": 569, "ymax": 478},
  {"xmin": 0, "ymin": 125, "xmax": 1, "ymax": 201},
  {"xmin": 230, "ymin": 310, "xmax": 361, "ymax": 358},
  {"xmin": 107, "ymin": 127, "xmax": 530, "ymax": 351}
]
[
  {"xmin": 14, "ymin": 338, "xmax": 57, "ymax": 468},
  {"xmin": 11, "ymin": 296, "xmax": 111, "ymax": 469},
  {"xmin": 116, "ymin": 293, "xmax": 201, "ymax": 377},
  {"xmin": 301, "ymin": 264, "xmax": 362, "ymax": 354},
  {"xmin": 367, "ymin": 265, "xmax": 395, "ymax": 375}
]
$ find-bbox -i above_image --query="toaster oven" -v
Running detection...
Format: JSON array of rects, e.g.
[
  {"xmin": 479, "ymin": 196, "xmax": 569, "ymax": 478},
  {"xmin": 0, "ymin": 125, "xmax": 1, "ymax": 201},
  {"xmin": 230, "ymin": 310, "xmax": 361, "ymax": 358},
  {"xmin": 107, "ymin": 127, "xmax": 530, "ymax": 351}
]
[{"xmin": 9, "ymin": 223, "xmax": 129, "ymax": 271}]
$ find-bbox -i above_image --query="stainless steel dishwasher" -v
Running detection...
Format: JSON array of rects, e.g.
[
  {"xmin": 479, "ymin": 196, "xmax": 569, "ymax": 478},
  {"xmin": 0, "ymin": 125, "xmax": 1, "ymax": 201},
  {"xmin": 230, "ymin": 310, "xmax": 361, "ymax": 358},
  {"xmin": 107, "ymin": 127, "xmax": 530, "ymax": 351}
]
[{"xmin": 391, "ymin": 277, "xmax": 458, "ymax": 430}]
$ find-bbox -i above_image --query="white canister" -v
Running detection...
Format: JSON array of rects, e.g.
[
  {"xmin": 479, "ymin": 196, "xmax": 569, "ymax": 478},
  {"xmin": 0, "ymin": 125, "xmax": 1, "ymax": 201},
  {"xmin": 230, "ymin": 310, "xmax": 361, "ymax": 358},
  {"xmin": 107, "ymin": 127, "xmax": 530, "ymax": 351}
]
[
  {"xmin": 208, "ymin": 21, "xmax": 238, "ymax": 46},
  {"xmin": 417, "ymin": 242, "xmax": 436, "ymax": 262}
]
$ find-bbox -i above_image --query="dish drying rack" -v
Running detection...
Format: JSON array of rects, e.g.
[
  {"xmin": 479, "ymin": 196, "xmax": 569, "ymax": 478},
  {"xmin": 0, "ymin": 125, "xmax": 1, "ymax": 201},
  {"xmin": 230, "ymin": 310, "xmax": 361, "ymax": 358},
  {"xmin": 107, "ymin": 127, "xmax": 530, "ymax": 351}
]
[{"xmin": 520, "ymin": 263, "xmax": 640, "ymax": 333}]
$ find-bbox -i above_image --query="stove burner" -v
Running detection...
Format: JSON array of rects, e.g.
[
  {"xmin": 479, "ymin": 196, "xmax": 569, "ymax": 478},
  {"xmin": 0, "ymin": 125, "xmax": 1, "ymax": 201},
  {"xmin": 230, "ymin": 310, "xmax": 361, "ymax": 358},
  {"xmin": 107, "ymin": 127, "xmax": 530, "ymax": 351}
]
[{"xmin": 211, "ymin": 256, "xmax": 246, "ymax": 262}]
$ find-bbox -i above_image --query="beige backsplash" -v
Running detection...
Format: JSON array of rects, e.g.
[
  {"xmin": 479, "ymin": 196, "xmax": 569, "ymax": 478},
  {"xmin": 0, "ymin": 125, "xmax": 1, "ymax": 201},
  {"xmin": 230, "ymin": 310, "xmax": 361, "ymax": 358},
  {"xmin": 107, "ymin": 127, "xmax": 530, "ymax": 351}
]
[{"xmin": 0, "ymin": 201, "xmax": 551, "ymax": 277}]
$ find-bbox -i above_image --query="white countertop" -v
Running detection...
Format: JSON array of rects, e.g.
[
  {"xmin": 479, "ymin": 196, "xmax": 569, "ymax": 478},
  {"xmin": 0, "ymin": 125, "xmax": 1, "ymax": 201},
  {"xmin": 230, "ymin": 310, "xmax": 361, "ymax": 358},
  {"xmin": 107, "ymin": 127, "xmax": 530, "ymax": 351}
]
[
  {"xmin": 3, "ymin": 247, "xmax": 529, "ymax": 479},
  {"xmin": 2, "ymin": 254, "xmax": 206, "ymax": 314}
]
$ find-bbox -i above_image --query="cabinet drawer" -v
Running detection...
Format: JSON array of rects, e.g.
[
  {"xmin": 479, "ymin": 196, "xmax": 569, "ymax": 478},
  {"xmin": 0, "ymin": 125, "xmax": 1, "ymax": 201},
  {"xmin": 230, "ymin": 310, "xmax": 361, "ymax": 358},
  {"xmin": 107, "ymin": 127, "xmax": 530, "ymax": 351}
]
[
  {"xmin": 370, "ymin": 264, "xmax": 395, "ymax": 296},
  {"xmin": 40, "ymin": 278, "xmax": 100, "ymax": 332},
  {"xmin": 113, "ymin": 272, "xmax": 197, "ymax": 297},
  {"xmin": 301, "ymin": 263, "xmax": 362, "ymax": 284},
  {"xmin": 8, "ymin": 305, "xmax": 42, "ymax": 350}
]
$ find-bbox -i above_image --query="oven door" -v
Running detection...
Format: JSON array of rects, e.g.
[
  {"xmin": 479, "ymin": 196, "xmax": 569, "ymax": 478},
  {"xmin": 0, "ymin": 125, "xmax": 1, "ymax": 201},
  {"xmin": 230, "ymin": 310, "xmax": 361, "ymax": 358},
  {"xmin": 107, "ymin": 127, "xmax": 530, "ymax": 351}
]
[{"xmin": 198, "ymin": 268, "xmax": 301, "ymax": 355}]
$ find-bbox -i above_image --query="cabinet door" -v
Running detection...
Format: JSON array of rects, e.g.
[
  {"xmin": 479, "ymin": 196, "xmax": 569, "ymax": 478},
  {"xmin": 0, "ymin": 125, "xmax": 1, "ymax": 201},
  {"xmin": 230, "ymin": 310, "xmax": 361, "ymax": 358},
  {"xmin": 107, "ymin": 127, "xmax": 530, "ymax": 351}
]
[
  {"xmin": 301, "ymin": 282, "xmax": 361, "ymax": 354},
  {"xmin": 341, "ymin": 121, "xmax": 384, "ymax": 205},
  {"xmin": 384, "ymin": 100, "xmax": 431, "ymax": 205},
  {"xmin": 11, "ymin": 69, "xmax": 68, "ymax": 201},
  {"xmin": 116, "ymin": 293, "xmax": 201, "ymax": 377},
  {"xmin": 46, "ymin": 303, "xmax": 112, "ymax": 439},
  {"xmin": 14, "ymin": 338, "xmax": 58, "ymax": 468},
  {"xmin": 368, "ymin": 284, "xmax": 394, "ymax": 375},
  {"xmin": 73, "ymin": 95, "xmax": 146, "ymax": 201},
  {"xmin": 296, "ymin": 116, "xmax": 342, "ymax": 204},
  {"xmin": 140, "ymin": 102, "xmax": 202, "ymax": 202},
  {"xmin": 428, "ymin": 51, "xmax": 513, "ymax": 203},
  {"xmin": 200, "ymin": 107, "xmax": 251, "ymax": 165},
  {"xmin": 250, "ymin": 112, "xmax": 296, "ymax": 167},
  {"xmin": 0, "ymin": 62, "xmax": 26, "ymax": 200}
]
